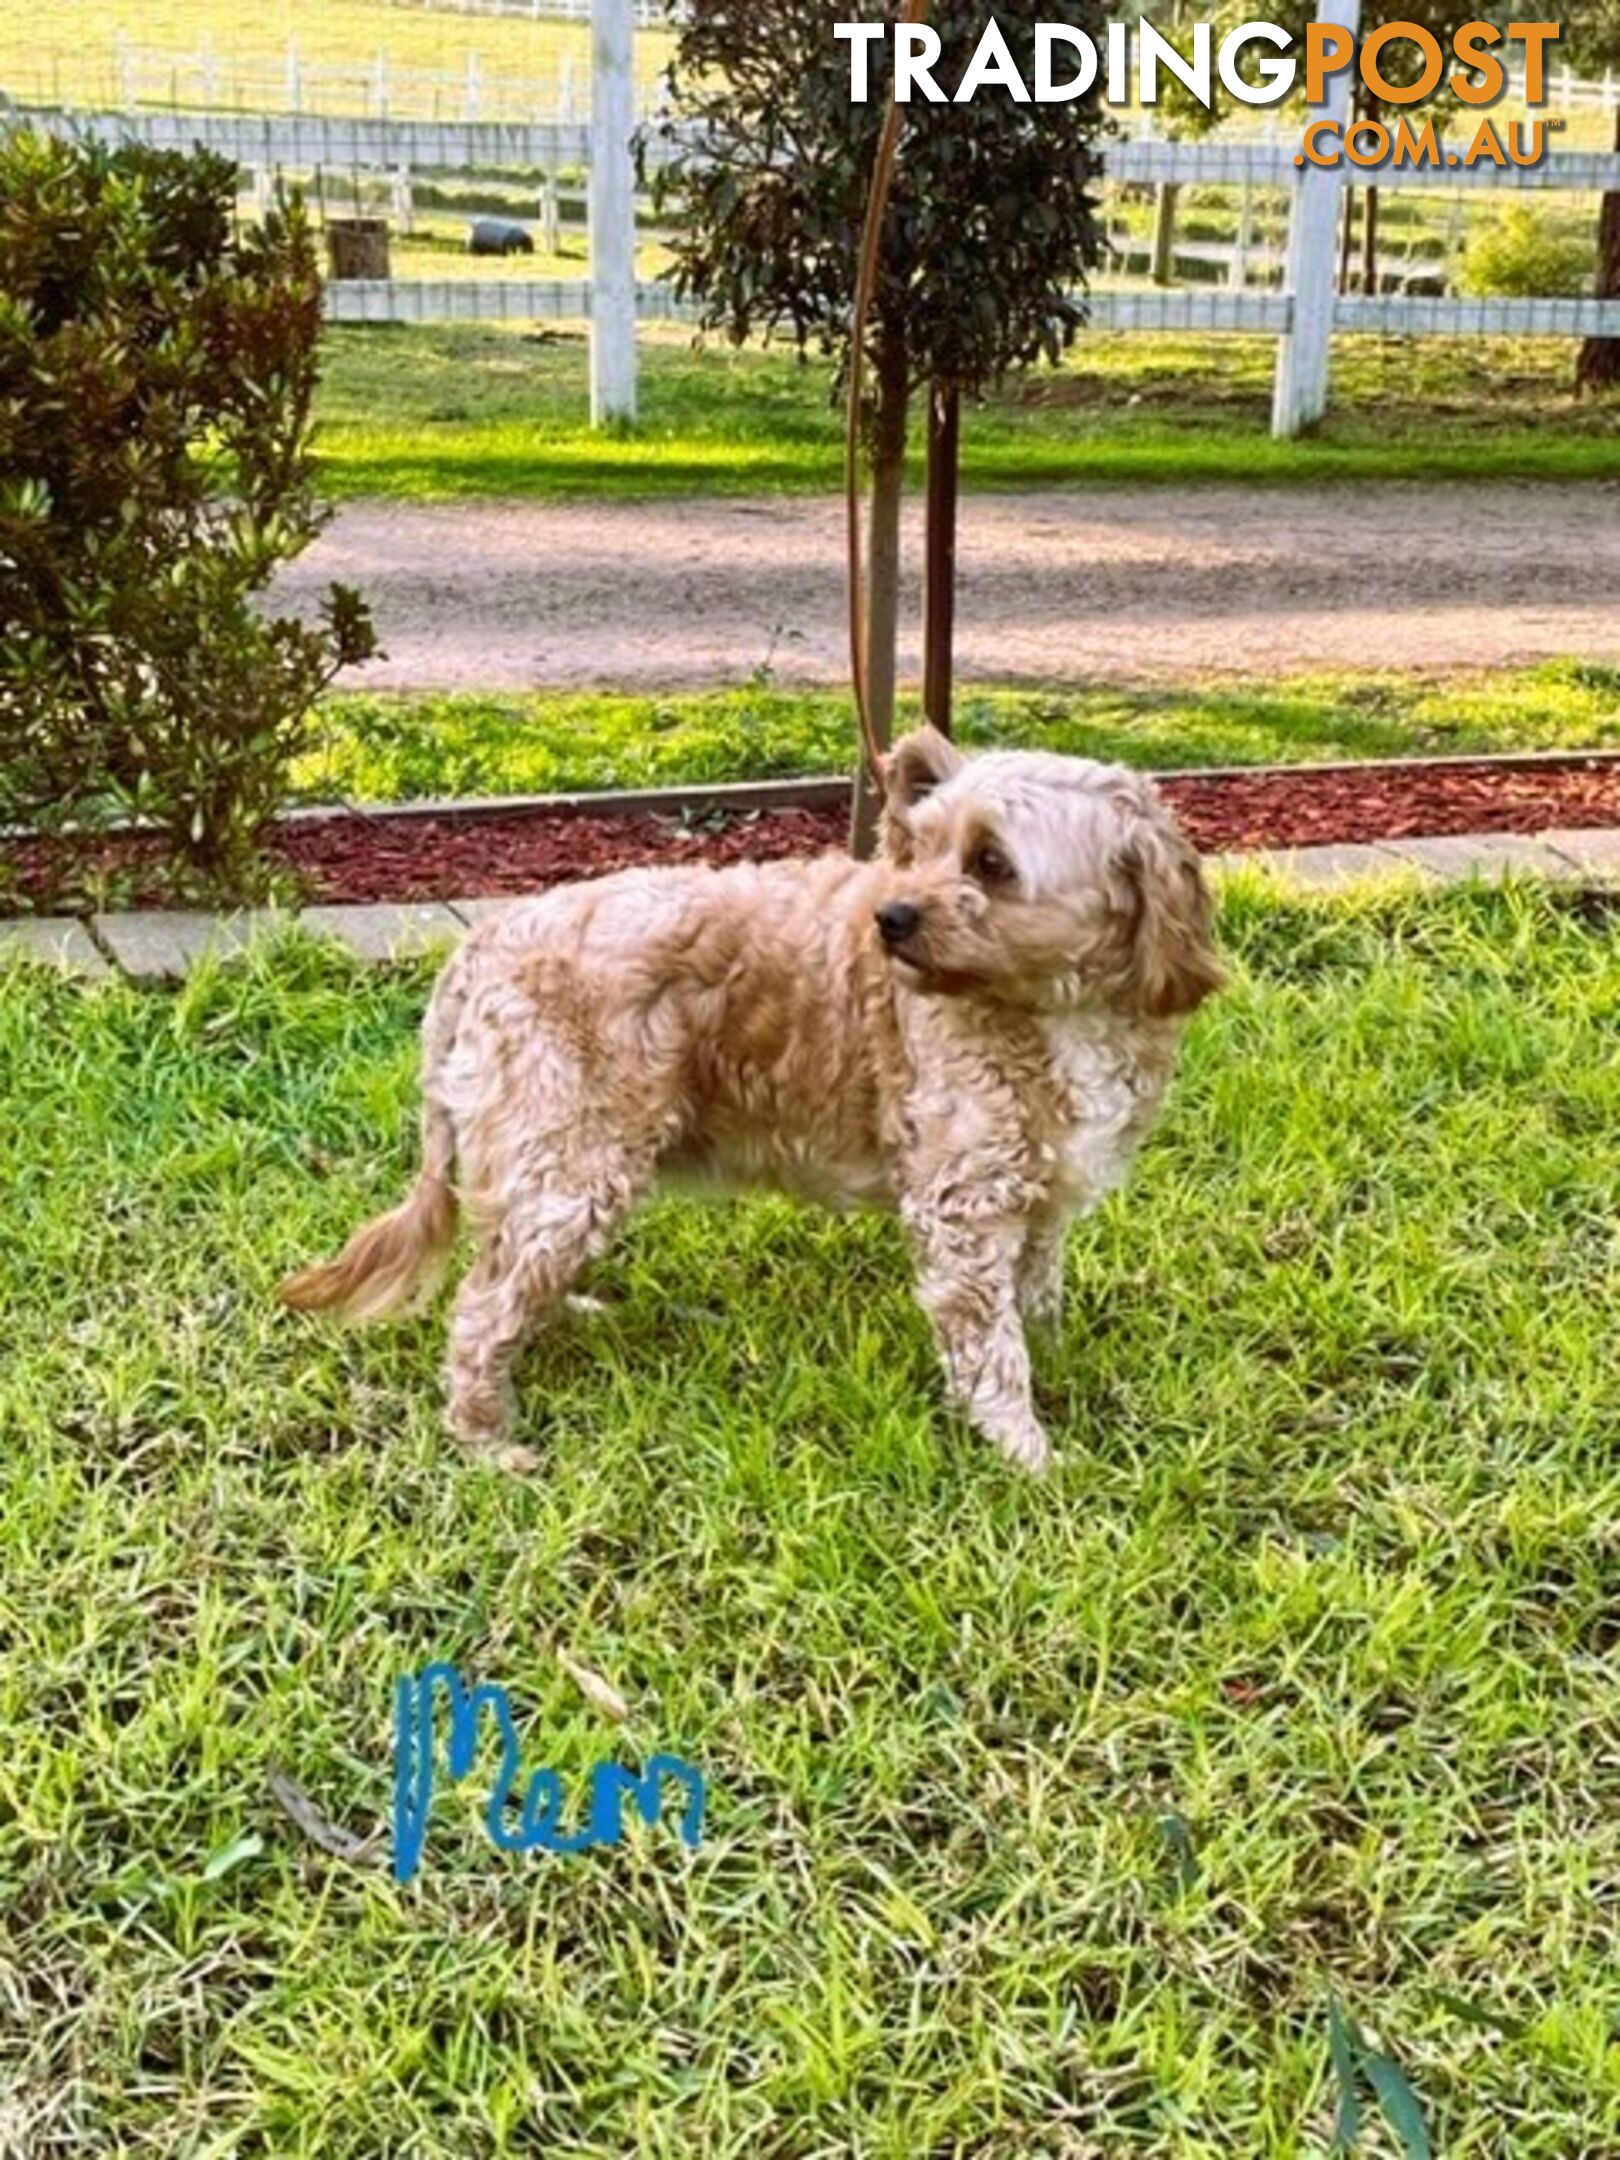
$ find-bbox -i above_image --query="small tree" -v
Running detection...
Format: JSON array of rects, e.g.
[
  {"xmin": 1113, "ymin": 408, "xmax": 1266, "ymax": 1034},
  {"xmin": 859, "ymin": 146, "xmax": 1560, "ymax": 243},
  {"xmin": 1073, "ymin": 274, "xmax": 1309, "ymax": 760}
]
[
  {"xmin": 644, "ymin": 3, "xmax": 1110, "ymax": 848},
  {"xmin": 0, "ymin": 129, "xmax": 375, "ymax": 903}
]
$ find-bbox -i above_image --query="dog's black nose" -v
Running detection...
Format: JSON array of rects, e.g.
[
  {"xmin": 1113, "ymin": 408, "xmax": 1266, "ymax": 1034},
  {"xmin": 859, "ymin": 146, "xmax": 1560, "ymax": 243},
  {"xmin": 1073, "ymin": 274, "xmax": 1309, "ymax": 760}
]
[{"xmin": 876, "ymin": 902, "xmax": 922, "ymax": 948}]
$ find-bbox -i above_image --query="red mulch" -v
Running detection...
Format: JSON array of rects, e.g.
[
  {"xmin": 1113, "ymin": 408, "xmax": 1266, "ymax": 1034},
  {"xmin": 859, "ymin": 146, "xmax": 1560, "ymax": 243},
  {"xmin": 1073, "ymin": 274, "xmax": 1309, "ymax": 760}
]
[
  {"xmin": 278, "ymin": 803, "xmax": 845, "ymax": 904},
  {"xmin": 1162, "ymin": 757, "xmax": 1620, "ymax": 858},
  {"xmin": 7, "ymin": 759, "xmax": 1620, "ymax": 912}
]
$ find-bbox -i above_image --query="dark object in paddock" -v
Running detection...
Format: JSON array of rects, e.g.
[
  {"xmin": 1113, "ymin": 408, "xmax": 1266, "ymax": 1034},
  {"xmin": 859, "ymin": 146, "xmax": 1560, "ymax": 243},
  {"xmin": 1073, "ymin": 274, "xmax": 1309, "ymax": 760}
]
[
  {"xmin": 327, "ymin": 216, "xmax": 390, "ymax": 281},
  {"xmin": 469, "ymin": 218, "xmax": 536, "ymax": 257}
]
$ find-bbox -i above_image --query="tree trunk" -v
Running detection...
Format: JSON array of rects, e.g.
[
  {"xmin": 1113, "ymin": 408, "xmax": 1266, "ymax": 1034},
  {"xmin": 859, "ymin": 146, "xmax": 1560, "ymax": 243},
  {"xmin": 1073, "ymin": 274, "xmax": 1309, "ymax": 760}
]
[
  {"xmin": 1362, "ymin": 183, "xmax": 1379, "ymax": 296},
  {"xmin": 923, "ymin": 380, "xmax": 960, "ymax": 738},
  {"xmin": 1576, "ymin": 111, "xmax": 1620, "ymax": 396},
  {"xmin": 849, "ymin": 335, "xmax": 910, "ymax": 858},
  {"xmin": 1338, "ymin": 183, "xmax": 1356, "ymax": 296},
  {"xmin": 1150, "ymin": 182, "xmax": 1180, "ymax": 287}
]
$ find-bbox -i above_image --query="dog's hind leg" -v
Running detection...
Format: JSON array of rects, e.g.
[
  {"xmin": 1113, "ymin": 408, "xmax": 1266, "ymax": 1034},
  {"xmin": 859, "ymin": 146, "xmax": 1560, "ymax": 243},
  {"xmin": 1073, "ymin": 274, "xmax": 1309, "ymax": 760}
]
[
  {"xmin": 906, "ymin": 1211, "xmax": 1051, "ymax": 1477},
  {"xmin": 444, "ymin": 1148, "xmax": 654, "ymax": 1474},
  {"xmin": 1016, "ymin": 1212, "xmax": 1069, "ymax": 1341}
]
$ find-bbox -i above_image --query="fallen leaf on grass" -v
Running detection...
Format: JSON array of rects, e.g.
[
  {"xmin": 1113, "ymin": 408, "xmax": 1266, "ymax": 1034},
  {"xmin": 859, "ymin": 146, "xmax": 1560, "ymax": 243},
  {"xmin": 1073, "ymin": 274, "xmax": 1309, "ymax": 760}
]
[
  {"xmin": 268, "ymin": 1770, "xmax": 386, "ymax": 1866},
  {"xmin": 558, "ymin": 1650, "xmax": 630, "ymax": 1724}
]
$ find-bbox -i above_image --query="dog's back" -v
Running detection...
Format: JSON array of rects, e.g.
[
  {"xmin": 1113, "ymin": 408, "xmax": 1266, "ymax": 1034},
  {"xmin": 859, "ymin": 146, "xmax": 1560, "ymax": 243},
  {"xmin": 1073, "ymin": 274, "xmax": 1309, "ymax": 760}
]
[{"xmin": 451, "ymin": 854, "xmax": 906, "ymax": 1207}]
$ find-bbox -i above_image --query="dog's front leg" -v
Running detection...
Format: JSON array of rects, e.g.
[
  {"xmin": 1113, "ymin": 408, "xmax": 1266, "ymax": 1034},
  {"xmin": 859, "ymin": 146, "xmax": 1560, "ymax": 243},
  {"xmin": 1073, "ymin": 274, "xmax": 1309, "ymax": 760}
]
[{"xmin": 906, "ymin": 1210, "xmax": 1050, "ymax": 1476}]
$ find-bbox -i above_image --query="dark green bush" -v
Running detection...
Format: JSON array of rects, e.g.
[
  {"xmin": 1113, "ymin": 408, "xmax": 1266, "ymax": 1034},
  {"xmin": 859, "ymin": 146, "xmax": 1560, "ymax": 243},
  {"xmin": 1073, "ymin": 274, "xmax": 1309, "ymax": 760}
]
[{"xmin": 0, "ymin": 129, "xmax": 376, "ymax": 903}]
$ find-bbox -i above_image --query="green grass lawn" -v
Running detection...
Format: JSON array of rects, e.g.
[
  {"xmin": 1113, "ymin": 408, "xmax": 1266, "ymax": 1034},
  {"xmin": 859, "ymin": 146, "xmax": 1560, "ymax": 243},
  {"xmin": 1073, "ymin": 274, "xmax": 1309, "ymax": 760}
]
[
  {"xmin": 303, "ymin": 661, "xmax": 1620, "ymax": 804},
  {"xmin": 3, "ymin": 879, "xmax": 1618, "ymax": 2153},
  {"xmin": 1, "ymin": 0, "xmax": 670, "ymax": 117},
  {"xmin": 315, "ymin": 325, "xmax": 1620, "ymax": 502}
]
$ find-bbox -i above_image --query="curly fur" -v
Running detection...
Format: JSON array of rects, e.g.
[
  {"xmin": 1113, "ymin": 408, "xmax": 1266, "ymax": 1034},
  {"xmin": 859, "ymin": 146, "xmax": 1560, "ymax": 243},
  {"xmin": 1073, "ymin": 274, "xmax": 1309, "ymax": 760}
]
[{"xmin": 281, "ymin": 732, "xmax": 1222, "ymax": 1476}]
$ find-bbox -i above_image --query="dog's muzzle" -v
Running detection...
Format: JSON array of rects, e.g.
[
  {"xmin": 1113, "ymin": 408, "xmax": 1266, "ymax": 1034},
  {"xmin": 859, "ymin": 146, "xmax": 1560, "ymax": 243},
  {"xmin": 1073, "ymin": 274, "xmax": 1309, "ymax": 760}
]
[{"xmin": 875, "ymin": 902, "xmax": 922, "ymax": 951}]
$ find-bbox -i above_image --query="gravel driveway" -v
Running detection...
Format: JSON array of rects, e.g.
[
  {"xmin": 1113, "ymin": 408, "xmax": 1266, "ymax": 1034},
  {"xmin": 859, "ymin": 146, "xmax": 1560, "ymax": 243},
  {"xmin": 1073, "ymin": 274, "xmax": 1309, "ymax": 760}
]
[{"xmin": 280, "ymin": 482, "xmax": 1620, "ymax": 691}]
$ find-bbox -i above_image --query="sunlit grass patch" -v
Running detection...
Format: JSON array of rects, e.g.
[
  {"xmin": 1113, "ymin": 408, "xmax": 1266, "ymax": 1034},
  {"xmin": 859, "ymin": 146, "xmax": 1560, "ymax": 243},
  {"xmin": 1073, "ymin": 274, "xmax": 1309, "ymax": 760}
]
[
  {"xmin": 300, "ymin": 661, "xmax": 1620, "ymax": 804},
  {"xmin": 314, "ymin": 325, "xmax": 1620, "ymax": 503}
]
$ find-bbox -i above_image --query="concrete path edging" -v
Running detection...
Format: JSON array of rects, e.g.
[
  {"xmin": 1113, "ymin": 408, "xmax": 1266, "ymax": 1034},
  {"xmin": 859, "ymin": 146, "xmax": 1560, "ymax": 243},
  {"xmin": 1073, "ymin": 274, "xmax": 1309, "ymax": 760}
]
[{"xmin": 2, "ymin": 828, "xmax": 1618, "ymax": 984}]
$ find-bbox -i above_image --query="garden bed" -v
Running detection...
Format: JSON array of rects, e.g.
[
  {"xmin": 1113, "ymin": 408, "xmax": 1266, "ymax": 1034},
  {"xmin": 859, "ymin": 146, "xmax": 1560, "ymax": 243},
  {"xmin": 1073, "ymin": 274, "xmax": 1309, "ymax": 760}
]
[{"xmin": 8, "ymin": 754, "xmax": 1620, "ymax": 911}]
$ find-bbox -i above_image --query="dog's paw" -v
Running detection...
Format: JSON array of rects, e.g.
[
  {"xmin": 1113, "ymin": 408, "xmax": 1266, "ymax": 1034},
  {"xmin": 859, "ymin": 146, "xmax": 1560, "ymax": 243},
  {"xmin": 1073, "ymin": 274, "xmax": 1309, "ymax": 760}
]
[
  {"xmin": 447, "ymin": 1384, "xmax": 540, "ymax": 1477},
  {"xmin": 460, "ymin": 1433, "xmax": 544, "ymax": 1479},
  {"xmin": 991, "ymin": 1419, "xmax": 1052, "ymax": 1477}
]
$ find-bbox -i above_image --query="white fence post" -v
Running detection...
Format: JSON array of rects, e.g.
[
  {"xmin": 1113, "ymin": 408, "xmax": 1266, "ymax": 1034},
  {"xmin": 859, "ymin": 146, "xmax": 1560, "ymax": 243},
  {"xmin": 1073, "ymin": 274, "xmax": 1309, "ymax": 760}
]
[
  {"xmin": 590, "ymin": 0, "xmax": 638, "ymax": 425},
  {"xmin": 1272, "ymin": 0, "xmax": 1360, "ymax": 438}
]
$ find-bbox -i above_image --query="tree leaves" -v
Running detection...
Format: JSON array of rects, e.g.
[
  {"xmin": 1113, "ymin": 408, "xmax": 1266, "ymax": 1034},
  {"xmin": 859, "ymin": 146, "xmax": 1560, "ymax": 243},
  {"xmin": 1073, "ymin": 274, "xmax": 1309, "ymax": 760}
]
[{"xmin": 640, "ymin": 1, "xmax": 1112, "ymax": 401}]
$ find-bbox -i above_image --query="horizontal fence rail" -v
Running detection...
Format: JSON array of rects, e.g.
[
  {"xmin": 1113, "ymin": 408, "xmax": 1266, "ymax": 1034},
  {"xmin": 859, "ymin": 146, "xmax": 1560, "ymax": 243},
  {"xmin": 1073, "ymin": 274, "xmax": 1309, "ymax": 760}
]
[
  {"xmin": 14, "ymin": 107, "xmax": 609, "ymax": 171},
  {"xmin": 1107, "ymin": 140, "xmax": 1620, "ymax": 193},
  {"xmin": 321, "ymin": 278, "xmax": 1620, "ymax": 341},
  {"xmin": 1332, "ymin": 294, "xmax": 1620, "ymax": 336},
  {"xmin": 27, "ymin": 110, "xmax": 1620, "ymax": 195}
]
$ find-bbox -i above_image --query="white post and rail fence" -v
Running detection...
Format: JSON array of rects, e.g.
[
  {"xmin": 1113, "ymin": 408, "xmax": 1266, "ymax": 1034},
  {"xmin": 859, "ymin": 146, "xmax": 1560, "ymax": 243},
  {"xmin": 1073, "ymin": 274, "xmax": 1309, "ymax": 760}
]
[{"xmin": 10, "ymin": 0, "xmax": 1620, "ymax": 435}]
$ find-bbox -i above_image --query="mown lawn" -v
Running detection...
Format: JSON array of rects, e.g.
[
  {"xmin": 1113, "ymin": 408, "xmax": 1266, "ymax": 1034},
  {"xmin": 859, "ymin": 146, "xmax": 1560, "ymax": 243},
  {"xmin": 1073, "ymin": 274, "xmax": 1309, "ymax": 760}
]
[
  {"xmin": 1, "ymin": 0, "xmax": 669, "ymax": 117},
  {"xmin": 2, "ymin": 879, "xmax": 1617, "ymax": 2154},
  {"xmin": 315, "ymin": 326, "xmax": 1620, "ymax": 501},
  {"xmin": 303, "ymin": 661, "xmax": 1620, "ymax": 804}
]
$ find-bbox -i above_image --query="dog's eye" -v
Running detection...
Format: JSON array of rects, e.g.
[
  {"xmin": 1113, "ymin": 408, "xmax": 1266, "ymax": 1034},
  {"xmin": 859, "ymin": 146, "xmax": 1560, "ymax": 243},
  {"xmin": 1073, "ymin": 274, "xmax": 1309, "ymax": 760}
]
[{"xmin": 969, "ymin": 844, "xmax": 1015, "ymax": 888}]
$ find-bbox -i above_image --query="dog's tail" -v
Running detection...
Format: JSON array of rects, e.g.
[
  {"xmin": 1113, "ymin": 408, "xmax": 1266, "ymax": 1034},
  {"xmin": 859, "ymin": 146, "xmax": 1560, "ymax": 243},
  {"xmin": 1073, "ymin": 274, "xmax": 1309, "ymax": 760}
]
[{"xmin": 279, "ymin": 950, "xmax": 471, "ymax": 1324}]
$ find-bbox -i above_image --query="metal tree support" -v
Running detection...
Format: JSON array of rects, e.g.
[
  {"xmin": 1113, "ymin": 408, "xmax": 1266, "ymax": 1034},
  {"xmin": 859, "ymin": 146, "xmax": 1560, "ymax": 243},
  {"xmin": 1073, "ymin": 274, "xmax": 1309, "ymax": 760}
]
[{"xmin": 923, "ymin": 382, "xmax": 961, "ymax": 736}]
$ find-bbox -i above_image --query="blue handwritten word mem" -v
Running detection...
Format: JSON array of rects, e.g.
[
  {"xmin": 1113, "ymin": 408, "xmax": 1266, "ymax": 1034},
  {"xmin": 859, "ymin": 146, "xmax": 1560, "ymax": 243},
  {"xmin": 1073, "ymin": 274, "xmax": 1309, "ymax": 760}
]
[{"xmin": 392, "ymin": 1663, "xmax": 707, "ymax": 1885}]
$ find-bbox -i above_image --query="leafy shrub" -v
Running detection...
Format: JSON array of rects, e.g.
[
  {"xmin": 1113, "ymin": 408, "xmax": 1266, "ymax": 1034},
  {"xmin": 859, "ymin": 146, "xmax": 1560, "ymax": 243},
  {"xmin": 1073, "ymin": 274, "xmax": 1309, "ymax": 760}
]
[
  {"xmin": 1458, "ymin": 205, "xmax": 1591, "ymax": 301},
  {"xmin": 0, "ymin": 129, "xmax": 375, "ymax": 904}
]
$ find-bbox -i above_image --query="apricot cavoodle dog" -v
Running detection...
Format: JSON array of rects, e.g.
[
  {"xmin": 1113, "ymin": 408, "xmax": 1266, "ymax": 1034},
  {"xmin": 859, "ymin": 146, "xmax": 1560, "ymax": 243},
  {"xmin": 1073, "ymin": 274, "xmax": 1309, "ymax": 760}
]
[{"xmin": 281, "ymin": 729, "xmax": 1222, "ymax": 1475}]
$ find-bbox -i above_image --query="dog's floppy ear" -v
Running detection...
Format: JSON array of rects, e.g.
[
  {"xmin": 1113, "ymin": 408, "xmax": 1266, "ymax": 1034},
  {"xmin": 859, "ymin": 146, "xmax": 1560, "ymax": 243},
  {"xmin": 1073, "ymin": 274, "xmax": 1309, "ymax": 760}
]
[
  {"xmin": 880, "ymin": 726, "xmax": 964, "ymax": 862},
  {"xmin": 1116, "ymin": 820, "xmax": 1225, "ymax": 1019},
  {"xmin": 884, "ymin": 725, "xmax": 964, "ymax": 813}
]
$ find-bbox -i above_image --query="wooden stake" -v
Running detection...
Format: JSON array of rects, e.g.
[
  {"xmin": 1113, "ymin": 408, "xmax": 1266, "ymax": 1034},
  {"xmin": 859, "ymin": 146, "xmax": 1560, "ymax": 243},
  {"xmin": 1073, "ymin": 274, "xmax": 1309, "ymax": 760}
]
[{"xmin": 923, "ymin": 380, "xmax": 960, "ymax": 738}]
